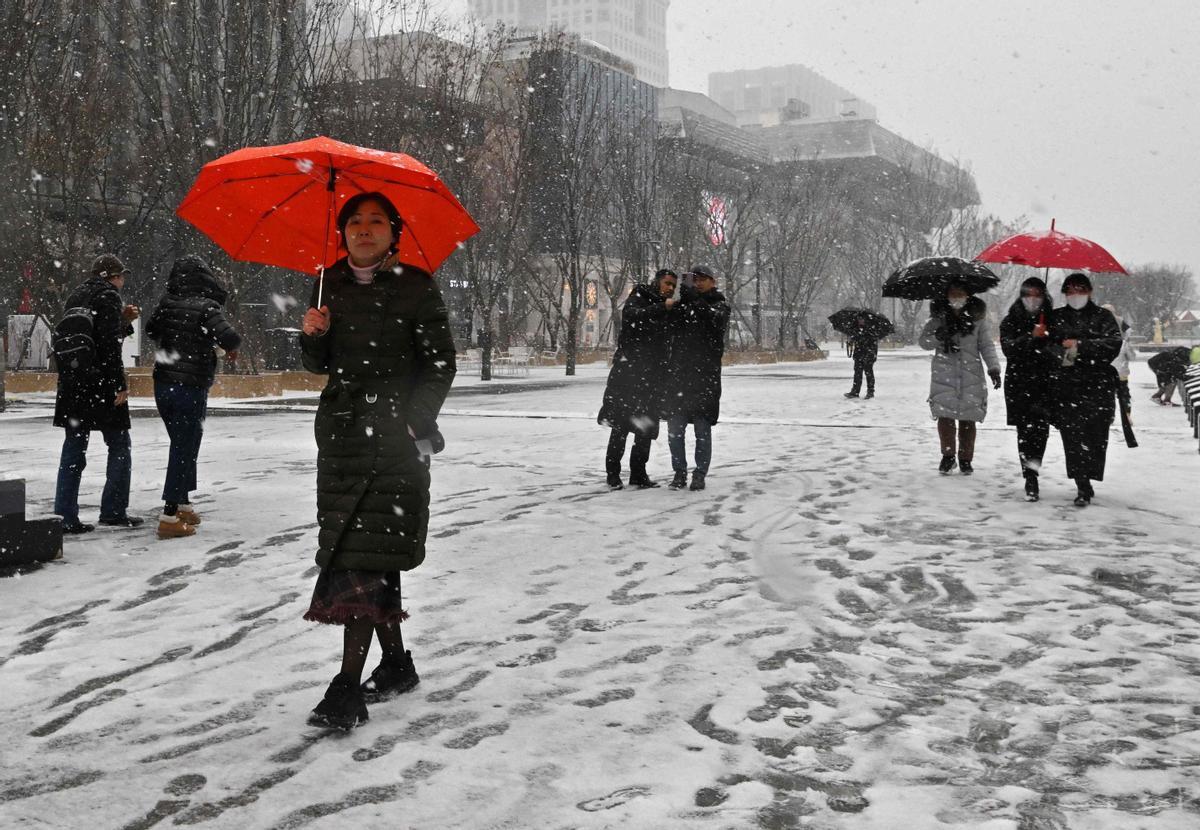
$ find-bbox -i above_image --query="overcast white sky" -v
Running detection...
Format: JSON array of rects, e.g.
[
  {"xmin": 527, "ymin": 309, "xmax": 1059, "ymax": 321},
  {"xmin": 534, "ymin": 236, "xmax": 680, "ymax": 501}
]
[{"xmin": 430, "ymin": 0, "xmax": 1200, "ymax": 276}]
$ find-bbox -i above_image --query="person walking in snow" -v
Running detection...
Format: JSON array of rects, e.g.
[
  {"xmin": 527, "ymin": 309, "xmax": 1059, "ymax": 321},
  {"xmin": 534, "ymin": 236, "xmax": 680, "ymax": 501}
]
[
  {"xmin": 1148, "ymin": 346, "xmax": 1193, "ymax": 406},
  {"xmin": 144, "ymin": 256, "xmax": 241, "ymax": 540},
  {"xmin": 999, "ymin": 277, "xmax": 1053, "ymax": 500},
  {"xmin": 843, "ymin": 318, "xmax": 881, "ymax": 399},
  {"xmin": 52, "ymin": 254, "xmax": 143, "ymax": 533},
  {"xmin": 1046, "ymin": 273, "xmax": 1123, "ymax": 506},
  {"xmin": 299, "ymin": 192, "xmax": 457, "ymax": 730},
  {"xmin": 661, "ymin": 264, "xmax": 730, "ymax": 491},
  {"xmin": 919, "ymin": 280, "xmax": 1002, "ymax": 475},
  {"xmin": 1101, "ymin": 303, "xmax": 1137, "ymax": 420},
  {"xmin": 598, "ymin": 268, "xmax": 677, "ymax": 490}
]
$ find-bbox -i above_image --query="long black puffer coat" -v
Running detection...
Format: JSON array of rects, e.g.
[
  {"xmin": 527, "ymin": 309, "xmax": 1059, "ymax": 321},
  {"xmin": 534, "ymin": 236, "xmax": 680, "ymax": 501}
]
[
  {"xmin": 145, "ymin": 257, "xmax": 242, "ymax": 388},
  {"xmin": 1046, "ymin": 300, "xmax": 1122, "ymax": 429},
  {"xmin": 300, "ymin": 260, "xmax": 456, "ymax": 573},
  {"xmin": 598, "ymin": 283, "xmax": 671, "ymax": 437},
  {"xmin": 661, "ymin": 286, "xmax": 731, "ymax": 424},
  {"xmin": 53, "ymin": 277, "xmax": 132, "ymax": 432},
  {"xmin": 999, "ymin": 295, "xmax": 1054, "ymax": 427}
]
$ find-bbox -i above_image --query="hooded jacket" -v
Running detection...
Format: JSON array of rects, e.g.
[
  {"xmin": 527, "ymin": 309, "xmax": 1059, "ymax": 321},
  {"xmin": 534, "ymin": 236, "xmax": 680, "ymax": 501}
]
[
  {"xmin": 53, "ymin": 276, "xmax": 132, "ymax": 431},
  {"xmin": 145, "ymin": 257, "xmax": 242, "ymax": 388},
  {"xmin": 598, "ymin": 283, "xmax": 671, "ymax": 437},
  {"xmin": 919, "ymin": 295, "xmax": 1000, "ymax": 422}
]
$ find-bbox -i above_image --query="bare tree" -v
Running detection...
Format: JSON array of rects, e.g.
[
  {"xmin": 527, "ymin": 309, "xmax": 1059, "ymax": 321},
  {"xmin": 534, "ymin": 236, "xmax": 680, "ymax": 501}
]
[{"xmin": 1094, "ymin": 263, "xmax": 1197, "ymax": 338}]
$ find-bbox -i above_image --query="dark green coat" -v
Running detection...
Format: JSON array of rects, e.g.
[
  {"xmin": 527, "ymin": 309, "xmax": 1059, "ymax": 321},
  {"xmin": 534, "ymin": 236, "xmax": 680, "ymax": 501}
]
[{"xmin": 300, "ymin": 260, "xmax": 457, "ymax": 572}]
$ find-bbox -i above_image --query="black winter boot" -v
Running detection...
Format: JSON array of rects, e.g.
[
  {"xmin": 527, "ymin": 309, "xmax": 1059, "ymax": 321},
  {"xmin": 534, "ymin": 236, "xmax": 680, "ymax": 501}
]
[
  {"xmin": 668, "ymin": 471, "xmax": 688, "ymax": 490},
  {"xmin": 361, "ymin": 650, "xmax": 420, "ymax": 702},
  {"xmin": 689, "ymin": 471, "xmax": 707, "ymax": 491},
  {"xmin": 1073, "ymin": 478, "xmax": 1093, "ymax": 507},
  {"xmin": 628, "ymin": 471, "xmax": 659, "ymax": 489},
  {"xmin": 1023, "ymin": 470, "xmax": 1039, "ymax": 501},
  {"xmin": 606, "ymin": 473, "xmax": 624, "ymax": 491},
  {"xmin": 938, "ymin": 454, "xmax": 956, "ymax": 474},
  {"xmin": 958, "ymin": 458, "xmax": 973, "ymax": 475},
  {"xmin": 308, "ymin": 673, "xmax": 369, "ymax": 731}
]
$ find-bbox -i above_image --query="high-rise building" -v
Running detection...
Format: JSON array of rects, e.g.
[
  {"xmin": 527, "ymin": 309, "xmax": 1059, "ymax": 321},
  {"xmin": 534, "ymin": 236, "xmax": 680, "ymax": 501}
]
[
  {"xmin": 466, "ymin": 0, "xmax": 670, "ymax": 88},
  {"xmin": 708, "ymin": 64, "xmax": 877, "ymax": 128}
]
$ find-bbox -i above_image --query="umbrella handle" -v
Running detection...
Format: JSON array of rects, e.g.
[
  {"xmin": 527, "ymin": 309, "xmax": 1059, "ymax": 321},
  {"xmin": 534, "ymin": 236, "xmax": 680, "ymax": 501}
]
[{"xmin": 316, "ymin": 266, "xmax": 324, "ymax": 308}]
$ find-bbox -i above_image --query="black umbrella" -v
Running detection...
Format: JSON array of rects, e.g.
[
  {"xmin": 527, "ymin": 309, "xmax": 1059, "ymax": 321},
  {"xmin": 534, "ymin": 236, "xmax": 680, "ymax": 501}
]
[
  {"xmin": 882, "ymin": 257, "xmax": 999, "ymax": 300},
  {"xmin": 828, "ymin": 307, "xmax": 894, "ymax": 339}
]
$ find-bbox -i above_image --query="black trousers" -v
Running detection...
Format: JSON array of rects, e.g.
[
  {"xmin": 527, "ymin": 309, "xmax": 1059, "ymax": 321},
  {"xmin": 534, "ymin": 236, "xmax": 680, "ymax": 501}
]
[
  {"xmin": 850, "ymin": 355, "xmax": 875, "ymax": 395},
  {"xmin": 1016, "ymin": 419, "xmax": 1050, "ymax": 473},
  {"xmin": 1061, "ymin": 416, "xmax": 1111, "ymax": 482},
  {"xmin": 606, "ymin": 427, "xmax": 652, "ymax": 478}
]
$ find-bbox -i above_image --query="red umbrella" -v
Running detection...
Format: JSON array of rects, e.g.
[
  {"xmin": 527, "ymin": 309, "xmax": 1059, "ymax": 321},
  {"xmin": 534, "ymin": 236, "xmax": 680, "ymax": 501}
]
[
  {"xmin": 975, "ymin": 219, "xmax": 1128, "ymax": 274},
  {"xmin": 176, "ymin": 136, "xmax": 479, "ymax": 285}
]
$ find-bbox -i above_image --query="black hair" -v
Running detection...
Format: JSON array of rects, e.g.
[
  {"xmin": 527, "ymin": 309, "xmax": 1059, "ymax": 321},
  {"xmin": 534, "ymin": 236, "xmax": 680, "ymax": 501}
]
[
  {"xmin": 337, "ymin": 191, "xmax": 403, "ymax": 247},
  {"xmin": 1062, "ymin": 272, "xmax": 1093, "ymax": 293},
  {"xmin": 653, "ymin": 268, "xmax": 678, "ymax": 288}
]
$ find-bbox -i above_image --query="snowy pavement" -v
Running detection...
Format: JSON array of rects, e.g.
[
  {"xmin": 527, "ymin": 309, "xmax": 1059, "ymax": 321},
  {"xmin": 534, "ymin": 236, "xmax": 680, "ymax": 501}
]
[{"xmin": 1, "ymin": 351, "xmax": 1198, "ymax": 829}]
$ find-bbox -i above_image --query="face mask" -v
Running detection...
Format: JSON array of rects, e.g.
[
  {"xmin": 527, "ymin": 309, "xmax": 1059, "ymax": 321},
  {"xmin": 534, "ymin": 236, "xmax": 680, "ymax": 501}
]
[
  {"xmin": 948, "ymin": 298, "xmax": 967, "ymax": 310},
  {"xmin": 1021, "ymin": 297, "xmax": 1041, "ymax": 313},
  {"xmin": 1065, "ymin": 294, "xmax": 1089, "ymax": 310}
]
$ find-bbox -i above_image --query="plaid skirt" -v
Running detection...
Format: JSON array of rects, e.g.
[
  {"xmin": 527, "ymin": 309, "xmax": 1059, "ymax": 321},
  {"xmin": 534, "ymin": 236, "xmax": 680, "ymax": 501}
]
[{"xmin": 303, "ymin": 567, "xmax": 409, "ymax": 626}]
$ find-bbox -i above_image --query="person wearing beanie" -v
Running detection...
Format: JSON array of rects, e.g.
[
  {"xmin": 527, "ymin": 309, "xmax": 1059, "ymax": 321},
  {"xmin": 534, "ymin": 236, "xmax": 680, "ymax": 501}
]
[
  {"xmin": 661, "ymin": 264, "xmax": 730, "ymax": 491},
  {"xmin": 597, "ymin": 268, "xmax": 678, "ymax": 489},
  {"xmin": 999, "ymin": 276, "xmax": 1053, "ymax": 500},
  {"xmin": 1047, "ymin": 273, "xmax": 1123, "ymax": 506},
  {"xmin": 52, "ymin": 254, "xmax": 144, "ymax": 533}
]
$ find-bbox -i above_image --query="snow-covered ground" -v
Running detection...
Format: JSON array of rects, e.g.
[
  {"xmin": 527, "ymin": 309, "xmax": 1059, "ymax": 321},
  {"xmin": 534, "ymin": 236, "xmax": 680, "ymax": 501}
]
[{"xmin": 1, "ymin": 349, "xmax": 1198, "ymax": 829}]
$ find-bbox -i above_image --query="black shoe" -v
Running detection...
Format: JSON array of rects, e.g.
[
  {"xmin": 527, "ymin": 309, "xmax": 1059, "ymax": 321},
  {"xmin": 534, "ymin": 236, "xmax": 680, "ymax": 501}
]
[
  {"xmin": 361, "ymin": 650, "xmax": 420, "ymax": 702},
  {"xmin": 628, "ymin": 473, "xmax": 660, "ymax": 489},
  {"xmin": 308, "ymin": 673, "xmax": 368, "ymax": 731},
  {"xmin": 958, "ymin": 458, "xmax": 973, "ymax": 475},
  {"xmin": 1073, "ymin": 492, "xmax": 1091, "ymax": 507},
  {"xmin": 689, "ymin": 472, "xmax": 706, "ymax": 491},
  {"xmin": 1073, "ymin": 478, "xmax": 1094, "ymax": 506},
  {"xmin": 606, "ymin": 474, "xmax": 624, "ymax": 491},
  {"xmin": 844, "ymin": 391, "xmax": 860, "ymax": 399},
  {"xmin": 938, "ymin": 454, "xmax": 956, "ymax": 474},
  {"xmin": 99, "ymin": 515, "xmax": 145, "ymax": 528},
  {"xmin": 864, "ymin": 391, "xmax": 875, "ymax": 399},
  {"xmin": 62, "ymin": 522, "xmax": 95, "ymax": 535},
  {"xmin": 1023, "ymin": 471, "xmax": 1039, "ymax": 501},
  {"xmin": 668, "ymin": 471, "xmax": 688, "ymax": 490}
]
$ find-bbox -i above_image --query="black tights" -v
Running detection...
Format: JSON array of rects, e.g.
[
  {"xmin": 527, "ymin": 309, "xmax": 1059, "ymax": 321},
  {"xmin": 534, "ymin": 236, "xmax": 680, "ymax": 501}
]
[{"xmin": 340, "ymin": 621, "xmax": 405, "ymax": 683}]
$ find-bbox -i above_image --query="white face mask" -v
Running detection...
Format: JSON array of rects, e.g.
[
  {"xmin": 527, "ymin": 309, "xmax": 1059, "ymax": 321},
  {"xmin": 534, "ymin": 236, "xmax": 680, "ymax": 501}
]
[
  {"xmin": 1065, "ymin": 294, "xmax": 1089, "ymax": 310},
  {"xmin": 1021, "ymin": 297, "xmax": 1042, "ymax": 313},
  {"xmin": 948, "ymin": 298, "xmax": 967, "ymax": 310}
]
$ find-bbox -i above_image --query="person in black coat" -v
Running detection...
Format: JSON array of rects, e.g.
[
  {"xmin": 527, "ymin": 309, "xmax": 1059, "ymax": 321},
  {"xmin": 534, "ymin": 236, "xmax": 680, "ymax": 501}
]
[
  {"xmin": 52, "ymin": 254, "xmax": 142, "ymax": 533},
  {"xmin": 999, "ymin": 276, "xmax": 1054, "ymax": 500},
  {"xmin": 145, "ymin": 256, "xmax": 242, "ymax": 539},
  {"xmin": 1148, "ymin": 346, "xmax": 1193, "ymax": 406},
  {"xmin": 1046, "ymin": 273, "xmax": 1123, "ymax": 506},
  {"xmin": 299, "ymin": 192, "xmax": 457, "ymax": 730},
  {"xmin": 661, "ymin": 264, "xmax": 731, "ymax": 491},
  {"xmin": 843, "ymin": 318, "xmax": 880, "ymax": 399},
  {"xmin": 598, "ymin": 268, "xmax": 677, "ymax": 489}
]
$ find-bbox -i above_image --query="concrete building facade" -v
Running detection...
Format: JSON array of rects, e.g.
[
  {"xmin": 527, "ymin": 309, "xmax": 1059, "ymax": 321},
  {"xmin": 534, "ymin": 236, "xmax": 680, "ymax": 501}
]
[
  {"xmin": 708, "ymin": 64, "xmax": 877, "ymax": 128},
  {"xmin": 466, "ymin": 0, "xmax": 670, "ymax": 87}
]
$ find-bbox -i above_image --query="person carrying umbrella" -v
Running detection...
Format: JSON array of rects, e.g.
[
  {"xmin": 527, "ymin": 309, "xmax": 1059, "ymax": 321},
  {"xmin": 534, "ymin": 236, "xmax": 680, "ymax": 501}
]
[
  {"xmin": 597, "ymin": 267, "xmax": 678, "ymax": 490},
  {"xmin": 838, "ymin": 311, "xmax": 890, "ymax": 399},
  {"xmin": 1045, "ymin": 273, "xmax": 1123, "ymax": 506},
  {"xmin": 299, "ymin": 191, "xmax": 457, "ymax": 729},
  {"xmin": 999, "ymin": 277, "xmax": 1054, "ymax": 500},
  {"xmin": 918, "ymin": 280, "xmax": 1002, "ymax": 475}
]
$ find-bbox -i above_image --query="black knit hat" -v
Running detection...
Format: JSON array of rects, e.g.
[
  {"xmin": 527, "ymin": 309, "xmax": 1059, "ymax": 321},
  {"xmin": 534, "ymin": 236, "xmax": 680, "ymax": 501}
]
[
  {"xmin": 689, "ymin": 263, "xmax": 718, "ymax": 281},
  {"xmin": 92, "ymin": 254, "xmax": 130, "ymax": 280}
]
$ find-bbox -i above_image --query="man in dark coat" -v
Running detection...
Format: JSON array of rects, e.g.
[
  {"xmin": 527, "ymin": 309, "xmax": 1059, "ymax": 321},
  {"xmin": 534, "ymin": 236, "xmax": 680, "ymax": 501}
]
[
  {"xmin": 844, "ymin": 318, "xmax": 880, "ymax": 399},
  {"xmin": 1148, "ymin": 346, "xmax": 1193, "ymax": 406},
  {"xmin": 662, "ymin": 264, "xmax": 731, "ymax": 491},
  {"xmin": 999, "ymin": 276, "xmax": 1054, "ymax": 500},
  {"xmin": 598, "ymin": 268, "xmax": 677, "ymax": 489},
  {"xmin": 53, "ymin": 254, "xmax": 142, "ymax": 532},
  {"xmin": 145, "ymin": 256, "xmax": 242, "ymax": 539},
  {"xmin": 1047, "ymin": 273, "xmax": 1123, "ymax": 506}
]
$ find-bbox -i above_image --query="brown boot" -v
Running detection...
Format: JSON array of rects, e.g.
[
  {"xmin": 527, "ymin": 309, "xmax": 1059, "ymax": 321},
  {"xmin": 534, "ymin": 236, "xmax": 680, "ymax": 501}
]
[
  {"xmin": 157, "ymin": 514, "xmax": 196, "ymax": 540},
  {"xmin": 177, "ymin": 505, "xmax": 202, "ymax": 526}
]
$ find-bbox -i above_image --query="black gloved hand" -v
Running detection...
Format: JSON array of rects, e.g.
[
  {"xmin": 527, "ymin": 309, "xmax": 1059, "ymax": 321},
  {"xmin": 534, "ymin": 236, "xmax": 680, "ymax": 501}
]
[{"xmin": 989, "ymin": 369, "xmax": 1002, "ymax": 390}]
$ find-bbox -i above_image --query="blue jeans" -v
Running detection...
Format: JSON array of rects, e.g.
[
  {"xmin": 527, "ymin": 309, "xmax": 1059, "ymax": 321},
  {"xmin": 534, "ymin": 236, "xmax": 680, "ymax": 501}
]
[
  {"xmin": 667, "ymin": 416, "xmax": 712, "ymax": 475},
  {"xmin": 54, "ymin": 426, "xmax": 131, "ymax": 522},
  {"xmin": 155, "ymin": 380, "xmax": 208, "ymax": 504}
]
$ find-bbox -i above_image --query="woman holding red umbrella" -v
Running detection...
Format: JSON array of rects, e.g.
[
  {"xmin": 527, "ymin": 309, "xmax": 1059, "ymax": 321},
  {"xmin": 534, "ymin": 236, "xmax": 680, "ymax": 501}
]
[
  {"xmin": 300, "ymin": 192, "xmax": 457, "ymax": 729},
  {"xmin": 999, "ymin": 277, "xmax": 1054, "ymax": 501}
]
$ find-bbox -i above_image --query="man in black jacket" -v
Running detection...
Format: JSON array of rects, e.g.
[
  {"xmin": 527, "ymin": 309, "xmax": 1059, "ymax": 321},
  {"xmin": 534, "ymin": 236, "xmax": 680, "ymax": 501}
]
[
  {"xmin": 53, "ymin": 254, "xmax": 142, "ymax": 533},
  {"xmin": 598, "ymin": 268, "xmax": 677, "ymax": 489},
  {"xmin": 145, "ymin": 256, "xmax": 241, "ymax": 539},
  {"xmin": 662, "ymin": 264, "xmax": 731, "ymax": 491}
]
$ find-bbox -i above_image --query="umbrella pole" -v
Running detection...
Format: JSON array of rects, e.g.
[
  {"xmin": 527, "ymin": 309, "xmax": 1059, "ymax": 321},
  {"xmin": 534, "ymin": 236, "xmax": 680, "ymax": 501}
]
[{"xmin": 316, "ymin": 167, "xmax": 337, "ymax": 308}]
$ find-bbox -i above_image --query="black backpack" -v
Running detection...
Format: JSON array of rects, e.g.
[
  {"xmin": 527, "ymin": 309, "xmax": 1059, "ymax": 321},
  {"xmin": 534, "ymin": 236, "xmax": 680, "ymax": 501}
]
[{"xmin": 53, "ymin": 286, "xmax": 101, "ymax": 373}]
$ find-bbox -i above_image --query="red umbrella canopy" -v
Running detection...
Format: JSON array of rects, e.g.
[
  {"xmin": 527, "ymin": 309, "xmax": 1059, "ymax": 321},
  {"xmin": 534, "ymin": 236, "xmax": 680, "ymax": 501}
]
[
  {"xmin": 975, "ymin": 219, "xmax": 1128, "ymax": 274},
  {"xmin": 176, "ymin": 136, "xmax": 479, "ymax": 275}
]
